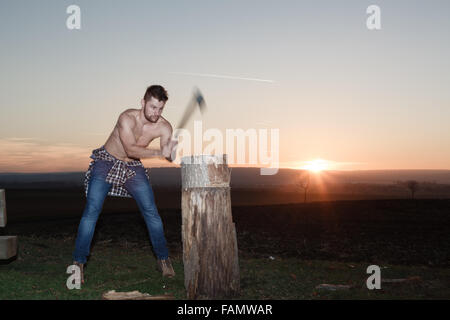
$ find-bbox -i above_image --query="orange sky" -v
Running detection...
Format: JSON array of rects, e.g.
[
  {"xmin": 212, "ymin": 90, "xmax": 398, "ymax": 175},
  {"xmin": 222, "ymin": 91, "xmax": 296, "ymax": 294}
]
[{"xmin": 1, "ymin": 2, "xmax": 449, "ymax": 173}]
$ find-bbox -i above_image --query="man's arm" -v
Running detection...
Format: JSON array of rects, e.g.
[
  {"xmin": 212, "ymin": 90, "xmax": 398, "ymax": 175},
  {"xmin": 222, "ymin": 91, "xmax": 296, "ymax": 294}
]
[
  {"xmin": 118, "ymin": 114, "xmax": 163, "ymax": 159},
  {"xmin": 160, "ymin": 123, "xmax": 178, "ymax": 162}
]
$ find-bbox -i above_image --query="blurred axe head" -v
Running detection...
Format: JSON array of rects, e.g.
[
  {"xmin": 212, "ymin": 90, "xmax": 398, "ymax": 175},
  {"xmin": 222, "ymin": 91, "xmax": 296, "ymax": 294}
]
[{"xmin": 193, "ymin": 87, "xmax": 206, "ymax": 114}]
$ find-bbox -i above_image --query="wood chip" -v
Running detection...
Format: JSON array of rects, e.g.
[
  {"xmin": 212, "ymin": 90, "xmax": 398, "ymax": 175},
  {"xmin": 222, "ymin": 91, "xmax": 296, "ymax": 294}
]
[
  {"xmin": 102, "ymin": 290, "xmax": 175, "ymax": 300},
  {"xmin": 382, "ymin": 276, "xmax": 422, "ymax": 284},
  {"xmin": 315, "ymin": 284, "xmax": 352, "ymax": 291}
]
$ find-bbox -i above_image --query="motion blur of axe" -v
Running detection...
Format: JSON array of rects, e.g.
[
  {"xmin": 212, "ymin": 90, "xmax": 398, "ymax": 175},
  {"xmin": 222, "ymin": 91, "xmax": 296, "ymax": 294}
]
[
  {"xmin": 173, "ymin": 87, "xmax": 207, "ymax": 139},
  {"xmin": 167, "ymin": 88, "xmax": 206, "ymax": 162}
]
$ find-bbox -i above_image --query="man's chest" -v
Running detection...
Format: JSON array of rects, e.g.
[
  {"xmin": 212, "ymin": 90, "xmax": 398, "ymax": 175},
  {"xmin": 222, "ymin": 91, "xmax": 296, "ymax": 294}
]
[{"xmin": 132, "ymin": 124, "xmax": 161, "ymax": 147}]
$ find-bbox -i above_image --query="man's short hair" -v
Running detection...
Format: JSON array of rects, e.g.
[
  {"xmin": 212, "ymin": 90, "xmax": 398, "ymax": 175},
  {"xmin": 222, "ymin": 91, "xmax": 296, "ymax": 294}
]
[{"xmin": 143, "ymin": 85, "xmax": 169, "ymax": 103}]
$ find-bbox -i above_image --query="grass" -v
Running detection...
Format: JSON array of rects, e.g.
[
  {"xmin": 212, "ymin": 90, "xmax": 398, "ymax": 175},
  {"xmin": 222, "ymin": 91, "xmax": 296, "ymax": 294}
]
[
  {"xmin": 1, "ymin": 235, "xmax": 449, "ymax": 300},
  {"xmin": 1, "ymin": 197, "xmax": 449, "ymax": 299}
]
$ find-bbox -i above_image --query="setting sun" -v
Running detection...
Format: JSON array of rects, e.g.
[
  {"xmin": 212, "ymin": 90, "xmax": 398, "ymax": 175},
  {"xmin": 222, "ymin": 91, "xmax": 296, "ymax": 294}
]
[{"xmin": 301, "ymin": 159, "xmax": 329, "ymax": 172}]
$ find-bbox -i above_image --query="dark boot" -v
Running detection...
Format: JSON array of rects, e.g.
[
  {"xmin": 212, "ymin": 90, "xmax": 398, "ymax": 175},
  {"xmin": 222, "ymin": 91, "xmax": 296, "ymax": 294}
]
[{"xmin": 72, "ymin": 261, "xmax": 85, "ymax": 284}]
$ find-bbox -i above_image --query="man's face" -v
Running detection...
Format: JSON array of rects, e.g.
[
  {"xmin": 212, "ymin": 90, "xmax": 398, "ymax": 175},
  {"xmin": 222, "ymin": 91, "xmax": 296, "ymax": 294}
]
[{"xmin": 143, "ymin": 97, "xmax": 165, "ymax": 123}]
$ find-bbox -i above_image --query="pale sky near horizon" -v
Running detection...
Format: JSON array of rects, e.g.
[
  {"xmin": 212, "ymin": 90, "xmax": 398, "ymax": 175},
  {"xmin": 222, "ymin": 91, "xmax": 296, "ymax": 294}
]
[{"xmin": 1, "ymin": 0, "xmax": 449, "ymax": 173}]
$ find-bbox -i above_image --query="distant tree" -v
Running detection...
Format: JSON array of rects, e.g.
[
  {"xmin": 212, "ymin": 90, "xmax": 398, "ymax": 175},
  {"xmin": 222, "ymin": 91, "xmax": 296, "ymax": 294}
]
[
  {"xmin": 395, "ymin": 180, "xmax": 420, "ymax": 199},
  {"xmin": 406, "ymin": 180, "xmax": 419, "ymax": 199},
  {"xmin": 295, "ymin": 171, "xmax": 310, "ymax": 203}
]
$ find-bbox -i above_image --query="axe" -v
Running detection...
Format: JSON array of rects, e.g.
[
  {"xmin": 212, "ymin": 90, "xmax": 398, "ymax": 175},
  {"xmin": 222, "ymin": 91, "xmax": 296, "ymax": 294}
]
[
  {"xmin": 166, "ymin": 88, "xmax": 206, "ymax": 162},
  {"xmin": 173, "ymin": 87, "xmax": 206, "ymax": 139}
]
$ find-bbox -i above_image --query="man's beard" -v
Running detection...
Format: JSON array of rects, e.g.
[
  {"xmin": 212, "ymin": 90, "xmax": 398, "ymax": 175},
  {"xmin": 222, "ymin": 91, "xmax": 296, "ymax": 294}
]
[{"xmin": 146, "ymin": 115, "xmax": 159, "ymax": 123}]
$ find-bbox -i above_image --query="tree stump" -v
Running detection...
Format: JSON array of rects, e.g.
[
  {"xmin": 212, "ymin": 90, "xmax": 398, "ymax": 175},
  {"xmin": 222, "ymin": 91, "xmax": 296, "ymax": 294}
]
[
  {"xmin": 0, "ymin": 189, "xmax": 18, "ymax": 261},
  {"xmin": 181, "ymin": 155, "xmax": 240, "ymax": 299}
]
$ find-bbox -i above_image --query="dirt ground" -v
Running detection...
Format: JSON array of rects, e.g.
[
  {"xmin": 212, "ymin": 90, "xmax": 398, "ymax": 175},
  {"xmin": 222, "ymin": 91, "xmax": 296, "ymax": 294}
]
[{"xmin": 4, "ymin": 188, "xmax": 450, "ymax": 267}]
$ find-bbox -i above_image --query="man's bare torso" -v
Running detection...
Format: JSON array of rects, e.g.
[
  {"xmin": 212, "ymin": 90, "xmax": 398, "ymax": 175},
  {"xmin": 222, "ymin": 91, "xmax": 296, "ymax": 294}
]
[{"xmin": 104, "ymin": 109, "xmax": 169, "ymax": 162}]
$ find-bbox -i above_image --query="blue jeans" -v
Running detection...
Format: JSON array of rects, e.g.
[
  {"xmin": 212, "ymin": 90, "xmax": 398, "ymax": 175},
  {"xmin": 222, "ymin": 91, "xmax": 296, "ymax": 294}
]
[{"xmin": 72, "ymin": 160, "xmax": 169, "ymax": 263}]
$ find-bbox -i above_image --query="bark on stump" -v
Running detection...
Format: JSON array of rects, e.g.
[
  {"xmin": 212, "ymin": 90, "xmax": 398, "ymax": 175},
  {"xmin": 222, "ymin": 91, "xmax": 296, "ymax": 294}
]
[{"xmin": 181, "ymin": 155, "xmax": 240, "ymax": 299}]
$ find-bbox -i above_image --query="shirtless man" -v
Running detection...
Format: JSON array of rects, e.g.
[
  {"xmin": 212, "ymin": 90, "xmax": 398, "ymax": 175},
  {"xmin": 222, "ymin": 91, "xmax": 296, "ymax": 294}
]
[
  {"xmin": 103, "ymin": 89, "xmax": 177, "ymax": 163},
  {"xmin": 72, "ymin": 85, "xmax": 177, "ymax": 283}
]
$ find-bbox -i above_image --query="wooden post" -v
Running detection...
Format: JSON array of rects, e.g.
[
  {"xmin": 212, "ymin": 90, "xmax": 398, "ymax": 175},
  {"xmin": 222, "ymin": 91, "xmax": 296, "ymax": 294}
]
[
  {"xmin": 0, "ymin": 236, "xmax": 17, "ymax": 260},
  {"xmin": 0, "ymin": 189, "xmax": 18, "ymax": 261},
  {"xmin": 181, "ymin": 155, "xmax": 240, "ymax": 299},
  {"xmin": 0, "ymin": 189, "xmax": 6, "ymax": 227}
]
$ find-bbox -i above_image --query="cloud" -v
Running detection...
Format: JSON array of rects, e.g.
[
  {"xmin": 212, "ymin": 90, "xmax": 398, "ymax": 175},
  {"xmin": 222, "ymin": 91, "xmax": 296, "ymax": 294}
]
[
  {"xmin": 82, "ymin": 132, "xmax": 107, "ymax": 136},
  {"xmin": 3, "ymin": 137, "xmax": 47, "ymax": 142},
  {"xmin": 0, "ymin": 138, "xmax": 92, "ymax": 173},
  {"xmin": 281, "ymin": 160, "xmax": 367, "ymax": 171},
  {"xmin": 0, "ymin": 138, "xmax": 179, "ymax": 173}
]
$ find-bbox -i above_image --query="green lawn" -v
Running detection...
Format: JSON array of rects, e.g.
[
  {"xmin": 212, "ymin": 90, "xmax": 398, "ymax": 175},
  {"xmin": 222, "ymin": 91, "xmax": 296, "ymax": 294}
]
[{"xmin": 1, "ymin": 235, "xmax": 449, "ymax": 300}]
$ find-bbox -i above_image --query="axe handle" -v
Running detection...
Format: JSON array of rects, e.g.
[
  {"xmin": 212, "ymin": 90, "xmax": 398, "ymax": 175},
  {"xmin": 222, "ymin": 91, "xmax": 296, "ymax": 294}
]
[{"xmin": 174, "ymin": 97, "xmax": 196, "ymax": 135}]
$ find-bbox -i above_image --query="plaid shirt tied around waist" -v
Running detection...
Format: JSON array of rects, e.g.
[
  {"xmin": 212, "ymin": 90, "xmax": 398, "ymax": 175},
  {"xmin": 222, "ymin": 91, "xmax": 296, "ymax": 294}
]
[{"xmin": 83, "ymin": 145, "xmax": 150, "ymax": 198}]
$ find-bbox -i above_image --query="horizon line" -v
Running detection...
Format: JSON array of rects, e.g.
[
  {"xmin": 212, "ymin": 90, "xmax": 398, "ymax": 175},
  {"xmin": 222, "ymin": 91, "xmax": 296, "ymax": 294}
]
[{"xmin": 1, "ymin": 167, "xmax": 450, "ymax": 175}]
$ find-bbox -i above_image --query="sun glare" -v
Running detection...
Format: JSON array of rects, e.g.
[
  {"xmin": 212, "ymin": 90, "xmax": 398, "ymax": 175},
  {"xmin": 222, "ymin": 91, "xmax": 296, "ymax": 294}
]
[{"xmin": 301, "ymin": 159, "xmax": 329, "ymax": 172}]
